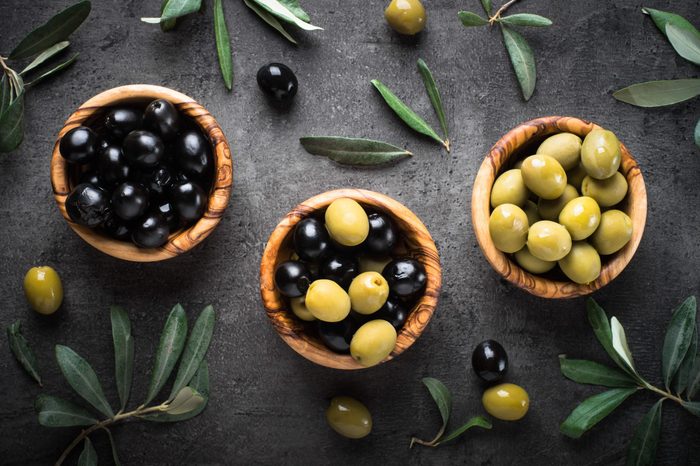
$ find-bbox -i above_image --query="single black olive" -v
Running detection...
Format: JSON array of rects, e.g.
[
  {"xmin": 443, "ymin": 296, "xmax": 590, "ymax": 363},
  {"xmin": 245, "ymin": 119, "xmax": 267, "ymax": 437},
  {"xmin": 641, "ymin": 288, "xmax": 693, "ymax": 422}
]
[
  {"xmin": 293, "ymin": 218, "xmax": 331, "ymax": 261},
  {"xmin": 317, "ymin": 318, "xmax": 356, "ymax": 354},
  {"xmin": 364, "ymin": 212, "xmax": 397, "ymax": 255},
  {"xmin": 65, "ymin": 183, "xmax": 111, "ymax": 227},
  {"xmin": 97, "ymin": 145, "xmax": 130, "ymax": 186},
  {"xmin": 374, "ymin": 295, "xmax": 408, "ymax": 330},
  {"xmin": 143, "ymin": 99, "xmax": 180, "ymax": 141},
  {"xmin": 132, "ymin": 212, "xmax": 170, "ymax": 248},
  {"xmin": 174, "ymin": 130, "xmax": 212, "ymax": 179},
  {"xmin": 139, "ymin": 165, "xmax": 174, "ymax": 199},
  {"xmin": 123, "ymin": 130, "xmax": 165, "ymax": 168},
  {"xmin": 169, "ymin": 180, "xmax": 206, "ymax": 221},
  {"xmin": 102, "ymin": 215, "xmax": 131, "ymax": 241},
  {"xmin": 274, "ymin": 261, "xmax": 312, "ymax": 297},
  {"xmin": 103, "ymin": 107, "xmax": 142, "ymax": 141},
  {"xmin": 382, "ymin": 258, "xmax": 426, "ymax": 297},
  {"xmin": 78, "ymin": 171, "xmax": 103, "ymax": 187},
  {"xmin": 111, "ymin": 182, "xmax": 150, "ymax": 221},
  {"xmin": 156, "ymin": 200, "xmax": 180, "ymax": 231},
  {"xmin": 59, "ymin": 126, "xmax": 98, "ymax": 164},
  {"xmin": 472, "ymin": 340, "xmax": 508, "ymax": 382},
  {"xmin": 256, "ymin": 63, "xmax": 298, "ymax": 102},
  {"xmin": 320, "ymin": 254, "xmax": 359, "ymax": 289}
]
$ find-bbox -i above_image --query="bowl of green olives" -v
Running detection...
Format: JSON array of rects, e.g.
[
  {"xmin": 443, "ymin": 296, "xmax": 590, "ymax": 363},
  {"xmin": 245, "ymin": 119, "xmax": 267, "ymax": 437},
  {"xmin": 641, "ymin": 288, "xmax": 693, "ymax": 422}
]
[
  {"xmin": 260, "ymin": 189, "xmax": 441, "ymax": 370},
  {"xmin": 472, "ymin": 116, "xmax": 647, "ymax": 299},
  {"xmin": 50, "ymin": 84, "xmax": 233, "ymax": 262}
]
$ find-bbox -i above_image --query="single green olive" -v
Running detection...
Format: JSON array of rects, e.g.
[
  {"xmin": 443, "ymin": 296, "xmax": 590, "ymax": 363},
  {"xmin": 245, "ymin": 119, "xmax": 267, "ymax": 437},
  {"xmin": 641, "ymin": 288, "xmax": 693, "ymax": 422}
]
[
  {"xmin": 537, "ymin": 184, "xmax": 578, "ymax": 221},
  {"xmin": 536, "ymin": 132, "xmax": 582, "ymax": 171},
  {"xmin": 384, "ymin": 0, "xmax": 426, "ymax": 35},
  {"xmin": 482, "ymin": 383, "xmax": 530, "ymax": 421},
  {"xmin": 305, "ymin": 279, "xmax": 351, "ymax": 322},
  {"xmin": 521, "ymin": 154, "xmax": 568, "ymax": 200},
  {"xmin": 558, "ymin": 242, "xmax": 602, "ymax": 284},
  {"xmin": 523, "ymin": 200, "xmax": 540, "ymax": 226},
  {"xmin": 350, "ymin": 320, "xmax": 397, "ymax": 367},
  {"xmin": 490, "ymin": 169, "xmax": 529, "ymax": 208},
  {"xmin": 566, "ymin": 163, "xmax": 588, "ymax": 190},
  {"xmin": 558, "ymin": 196, "xmax": 601, "ymax": 240},
  {"xmin": 348, "ymin": 272, "xmax": 390, "ymax": 315},
  {"xmin": 581, "ymin": 172, "xmax": 628, "ymax": 207},
  {"xmin": 325, "ymin": 198, "xmax": 369, "ymax": 247},
  {"xmin": 489, "ymin": 204, "xmax": 529, "ymax": 253},
  {"xmin": 527, "ymin": 220, "xmax": 572, "ymax": 261},
  {"xmin": 590, "ymin": 209, "xmax": 633, "ymax": 255},
  {"xmin": 581, "ymin": 129, "xmax": 621, "ymax": 180},
  {"xmin": 290, "ymin": 296, "xmax": 316, "ymax": 321},
  {"xmin": 326, "ymin": 396, "xmax": 372, "ymax": 439},
  {"xmin": 514, "ymin": 247, "xmax": 556, "ymax": 274},
  {"xmin": 358, "ymin": 255, "xmax": 392, "ymax": 274},
  {"xmin": 24, "ymin": 266, "xmax": 63, "ymax": 315}
]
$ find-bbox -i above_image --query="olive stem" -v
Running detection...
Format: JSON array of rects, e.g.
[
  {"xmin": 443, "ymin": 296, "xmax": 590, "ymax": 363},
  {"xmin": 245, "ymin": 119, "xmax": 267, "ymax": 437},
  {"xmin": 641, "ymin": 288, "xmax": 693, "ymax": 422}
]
[
  {"xmin": 443, "ymin": 139, "xmax": 451, "ymax": 153},
  {"xmin": 643, "ymin": 383, "xmax": 685, "ymax": 405},
  {"xmin": 489, "ymin": 0, "xmax": 520, "ymax": 24}
]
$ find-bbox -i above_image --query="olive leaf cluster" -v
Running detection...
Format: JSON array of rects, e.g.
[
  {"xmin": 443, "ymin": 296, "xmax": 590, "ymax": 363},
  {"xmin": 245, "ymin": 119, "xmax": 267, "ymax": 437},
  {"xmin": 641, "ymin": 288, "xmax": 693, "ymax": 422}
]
[
  {"xmin": 0, "ymin": 1, "xmax": 90, "ymax": 153},
  {"xmin": 560, "ymin": 298, "xmax": 699, "ymax": 466},
  {"xmin": 142, "ymin": 0, "xmax": 321, "ymax": 90}
]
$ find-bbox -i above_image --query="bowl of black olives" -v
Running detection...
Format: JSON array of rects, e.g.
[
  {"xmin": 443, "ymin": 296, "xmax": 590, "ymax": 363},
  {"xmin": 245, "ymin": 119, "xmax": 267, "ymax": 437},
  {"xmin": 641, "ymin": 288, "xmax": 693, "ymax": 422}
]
[
  {"xmin": 50, "ymin": 84, "xmax": 233, "ymax": 262},
  {"xmin": 260, "ymin": 189, "xmax": 441, "ymax": 370}
]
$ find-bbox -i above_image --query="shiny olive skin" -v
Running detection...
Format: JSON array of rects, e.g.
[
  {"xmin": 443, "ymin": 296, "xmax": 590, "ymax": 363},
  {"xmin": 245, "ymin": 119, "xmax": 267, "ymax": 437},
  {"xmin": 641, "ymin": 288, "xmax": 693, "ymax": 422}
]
[
  {"xmin": 320, "ymin": 254, "xmax": 359, "ymax": 289},
  {"xmin": 348, "ymin": 272, "xmax": 390, "ymax": 315},
  {"xmin": 536, "ymin": 132, "xmax": 582, "ymax": 171},
  {"xmin": 558, "ymin": 242, "xmax": 601, "ymax": 284},
  {"xmin": 97, "ymin": 145, "xmax": 130, "ymax": 186},
  {"xmin": 521, "ymin": 154, "xmax": 568, "ymax": 200},
  {"xmin": 140, "ymin": 165, "xmax": 175, "ymax": 199},
  {"xmin": 581, "ymin": 129, "xmax": 621, "ymax": 180},
  {"xmin": 373, "ymin": 295, "xmax": 408, "ymax": 330},
  {"xmin": 566, "ymin": 163, "xmax": 588, "ymax": 190},
  {"xmin": 527, "ymin": 220, "xmax": 572, "ymax": 261},
  {"xmin": 581, "ymin": 172, "xmax": 628, "ymax": 207},
  {"xmin": 275, "ymin": 261, "xmax": 312, "ymax": 298},
  {"xmin": 290, "ymin": 296, "xmax": 316, "ymax": 322},
  {"xmin": 325, "ymin": 198, "xmax": 369, "ymax": 247},
  {"xmin": 490, "ymin": 169, "xmax": 529, "ymax": 208},
  {"xmin": 59, "ymin": 126, "xmax": 98, "ymax": 164},
  {"xmin": 175, "ymin": 130, "xmax": 213, "ymax": 179},
  {"xmin": 305, "ymin": 279, "xmax": 351, "ymax": 322},
  {"xmin": 364, "ymin": 212, "xmax": 397, "ymax": 255},
  {"xmin": 382, "ymin": 258, "xmax": 426, "ymax": 297},
  {"xmin": 359, "ymin": 255, "xmax": 392, "ymax": 274},
  {"xmin": 143, "ymin": 99, "xmax": 180, "ymax": 141},
  {"xmin": 103, "ymin": 215, "xmax": 131, "ymax": 241},
  {"xmin": 317, "ymin": 318, "xmax": 356, "ymax": 353},
  {"xmin": 79, "ymin": 170, "xmax": 103, "ymax": 187},
  {"xmin": 123, "ymin": 130, "xmax": 165, "ymax": 168},
  {"xmin": 66, "ymin": 183, "xmax": 111, "ymax": 227},
  {"xmin": 112, "ymin": 182, "xmax": 150, "ymax": 221},
  {"xmin": 132, "ymin": 212, "xmax": 170, "ymax": 248},
  {"xmin": 156, "ymin": 200, "xmax": 180, "ymax": 231},
  {"xmin": 23, "ymin": 266, "xmax": 63, "ymax": 315},
  {"xmin": 523, "ymin": 200, "xmax": 540, "ymax": 226},
  {"xmin": 350, "ymin": 319, "xmax": 397, "ymax": 367},
  {"xmin": 170, "ymin": 181, "xmax": 206, "ymax": 221},
  {"xmin": 257, "ymin": 63, "xmax": 298, "ymax": 102},
  {"xmin": 294, "ymin": 218, "xmax": 331, "ymax": 262},
  {"xmin": 482, "ymin": 383, "xmax": 530, "ymax": 421},
  {"xmin": 514, "ymin": 247, "xmax": 556, "ymax": 274},
  {"xmin": 537, "ymin": 184, "xmax": 578, "ymax": 221},
  {"xmin": 326, "ymin": 396, "xmax": 372, "ymax": 439},
  {"xmin": 590, "ymin": 209, "xmax": 633, "ymax": 255},
  {"xmin": 384, "ymin": 0, "xmax": 426, "ymax": 35},
  {"xmin": 558, "ymin": 196, "xmax": 601, "ymax": 241},
  {"xmin": 472, "ymin": 339, "xmax": 508, "ymax": 382},
  {"xmin": 104, "ymin": 107, "xmax": 142, "ymax": 141},
  {"xmin": 489, "ymin": 203, "xmax": 529, "ymax": 253}
]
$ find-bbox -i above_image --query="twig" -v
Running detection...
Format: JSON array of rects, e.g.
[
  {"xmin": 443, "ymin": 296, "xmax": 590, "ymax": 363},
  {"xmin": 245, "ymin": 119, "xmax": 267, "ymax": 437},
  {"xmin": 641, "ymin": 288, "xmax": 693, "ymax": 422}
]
[{"xmin": 489, "ymin": 0, "xmax": 520, "ymax": 24}]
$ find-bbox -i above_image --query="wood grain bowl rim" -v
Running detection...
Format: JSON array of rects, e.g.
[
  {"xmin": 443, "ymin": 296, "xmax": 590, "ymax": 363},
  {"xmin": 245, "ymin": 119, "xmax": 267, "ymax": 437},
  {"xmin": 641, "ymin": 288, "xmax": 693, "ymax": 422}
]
[
  {"xmin": 471, "ymin": 116, "xmax": 647, "ymax": 299},
  {"xmin": 260, "ymin": 189, "xmax": 442, "ymax": 370},
  {"xmin": 50, "ymin": 84, "xmax": 233, "ymax": 262}
]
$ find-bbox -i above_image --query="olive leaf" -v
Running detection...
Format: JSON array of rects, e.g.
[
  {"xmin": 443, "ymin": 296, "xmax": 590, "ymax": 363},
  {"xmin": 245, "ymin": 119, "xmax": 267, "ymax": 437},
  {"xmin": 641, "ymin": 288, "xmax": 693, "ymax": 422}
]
[
  {"xmin": 642, "ymin": 8, "xmax": 700, "ymax": 45},
  {"xmin": 144, "ymin": 359, "xmax": 209, "ymax": 422},
  {"xmin": 559, "ymin": 357, "xmax": 638, "ymax": 388},
  {"xmin": 587, "ymin": 299, "xmax": 640, "ymax": 380},
  {"xmin": 417, "ymin": 58, "xmax": 449, "ymax": 145},
  {"xmin": 500, "ymin": 13, "xmax": 552, "ymax": 27},
  {"xmin": 500, "ymin": 25, "xmax": 536, "ymax": 101},
  {"xmin": 160, "ymin": 0, "xmax": 177, "ymax": 31},
  {"xmin": 144, "ymin": 304, "xmax": 188, "ymax": 405},
  {"xmin": 110, "ymin": 306, "xmax": 134, "ymax": 411},
  {"xmin": 695, "ymin": 119, "xmax": 700, "ymax": 149},
  {"xmin": 214, "ymin": 0, "xmax": 233, "ymax": 91},
  {"xmin": 613, "ymin": 79, "xmax": 700, "ymax": 108},
  {"xmin": 55, "ymin": 345, "xmax": 115, "ymax": 418},
  {"xmin": 25, "ymin": 53, "xmax": 78, "ymax": 87},
  {"xmin": 627, "ymin": 399, "xmax": 663, "ymax": 466},
  {"xmin": 666, "ymin": 22, "xmax": 700, "ymax": 66},
  {"xmin": 0, "ymin": 83, "xmax": 25, "ymax": 153},
  {"xmin": 437, "ymin": 416, "xmax": 492, "ymax": 445},
  {"xmin": 560, "ymin": 388, "xmax": 638, "ymax": 439},
  {"xmin": 7, "ymin": 320, "xmax": 42, "ymax": 386},
  {"xmin": 142, "ymin": 0, "xmax": 202, "ymax": 24},
  {"xmin": 103, "ymin": 428, "xmax": 121, "ymax": 466},
  {"xmin": 244, "ymin": 0, "xmax": 297, "ymax": 44},
  {"xmin": 20, "ymin": 41, "xmax": 70, "ymax": 75},
  {"xmin": 0, "ymin": 76, "xmax": 11, "ymax": 118},
  {"xmin": 77, "ymin": 437, "xmax": 97, "ymax": 466},
  {"xmin": 248, "ymin": 0, "xmax": 322, "ymax": 31},
  {"xmin": 688, "ymin": 355, "xmax": 700, "ymax": 399},
  {"xmin": 480, "ymin": 0, "xmax": 492, "ymax": 15},
  {"xmin": 36, "ymin": 395, "xmax": 97, "ymax": 427},
  {"xmin": 422, "ymin": 377, "xmax": 452, "ymax": 433},
  {"xmin": 673, "ymin": 323, "xmax": 697, "ymax": 395},
  {"xmin": 681, "ymin": 401, "xmax": 700, "ymax": 417},
  {"xmin": 661, "ymin": 296, "xmax": 697, "ymax": 390},
  {"xmin": 168, "ymin": 305, "xmax": 215, "ymax": 400},
  {"xmin": 278, "ymin": 0, "xmax": 310, "ymax": 22},
  {"xmin": 458, "ymin": 11, "xmax": 489, "ymax": 27},
  {"xmin": 300, "ymin": 136, "xmax": 412, "ymax": 166},
  {"xmin": 163, "ymin": 386, "xmax": 204, "ymax": 415},
  {"xmin": 611, "ymin": 317, "xmax": 637, "ymax": 372}
]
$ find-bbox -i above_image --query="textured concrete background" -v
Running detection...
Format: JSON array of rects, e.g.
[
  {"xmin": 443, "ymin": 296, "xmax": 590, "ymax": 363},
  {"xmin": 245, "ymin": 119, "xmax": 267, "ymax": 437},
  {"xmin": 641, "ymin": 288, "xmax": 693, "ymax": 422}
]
[{"xmin": 1, "ymin": 0, "xmax": 699, "ymax": 464}]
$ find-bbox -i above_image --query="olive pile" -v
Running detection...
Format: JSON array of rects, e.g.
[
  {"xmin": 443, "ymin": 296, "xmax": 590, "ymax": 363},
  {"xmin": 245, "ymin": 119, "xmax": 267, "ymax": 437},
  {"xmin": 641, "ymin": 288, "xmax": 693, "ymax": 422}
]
[
  {"xmin": 59, "ymin": 99, "xmax": 213, "ymax": 248},
  {"xmin": 274, "ymin": 197, "xmax": 427, "ymax": 367},
  {"xmin": 489, "ymin": 129, "xmax": 633, "ymax": 284}
]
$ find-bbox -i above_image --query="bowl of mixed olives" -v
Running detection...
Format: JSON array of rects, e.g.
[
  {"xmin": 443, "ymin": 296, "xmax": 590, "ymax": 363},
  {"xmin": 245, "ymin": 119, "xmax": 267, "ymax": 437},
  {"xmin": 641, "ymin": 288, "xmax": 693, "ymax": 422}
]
[
  {"xmin": 472, "ymin": 116, "xmax": 647, "ymax": 299},
  {"xmin": 50, "ymin": 84, "xmax": 232, "ymax": 262},
  {"xmin": 260, "ymin": 189, "xmax": 441, "ymax": 370}
]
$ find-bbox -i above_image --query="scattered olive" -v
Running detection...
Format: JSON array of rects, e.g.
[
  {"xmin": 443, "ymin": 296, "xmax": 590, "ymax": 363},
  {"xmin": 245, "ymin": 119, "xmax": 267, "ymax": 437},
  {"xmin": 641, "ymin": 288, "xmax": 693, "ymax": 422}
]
[
  {"xmin": 348, "ymin": 271, "xmax": 390, "ymax": 315},
  {"xmin": 326, "ymin": 396, "xmax": 372, "ymax": 439},
  {"xmin": 490, "ymin": 169, "xmax": 529, "ymax": 208},
  {"xmin": 364, "ymin": 212, "xmax": 397, "ymax": 256},
  {"xmin": 472, "ymin": 339, "xmax": 508, "ymax": 382},
  {"xmin": 317, "ymin": 318, "xmax": 356, "ymax": 353},
  {"xmin": 373, "ymin": 295, "xmax": 408, "ymax": 330},
  {"xmin": 170, "ymin": 181, "xmax": 207, "ymax": 221},
  {"xmin": 350, "ymin": 319, "xmax": 397, "ymax": 367},
  {"xmin": 59, "ymin": 126, "xmax": 98, "ymax": 164},
  {"xmin": 111, "ymin": 182, "xmax": 150, "ymax": 221},
  {"xmin": 325, "ymin": 198, "xmax": 369, "ymax": 247},
  {"xmin": 590, "ymin": 210, "xmax": 633, "ymax": 255},
  {"xmin": 123, "ymin": 130, "xmax": 165, "ymax": 168},
  {"xmin": 175, "ymin": 130, "xmax": 212, "ymax": 179},
  {"xmin": 382, "ymin": 258, "xmax": 426, "ymax": 297},
  {"xmin": 274, "ymin": 261, "xmax": 312, "ymax": 298},
  {"xmin": 482, "ymin": 383, "xmax": 530, "ymax": 421},
  {"xmin": 103, "ymin": 107, "xmax": 142, "ymax": 141},
  {"xmin": 384, "ymin": 0, "xmax": 426, "ymax": 35},
  {"xmin": 294, "ymin": 218, "xmax": 331, "ymax": 262},
  {"xmin": 581, "ymin": 129, "xmax": 621, "ymax": 180},
  {"xmin": 257, "ymin": 63, "xmax": 298, "ymax": 102},
  {"xmin": 489, "ymin": 203, "xmax": 529, "ymax": 253},
  {"xmin": 23, "ymin": 266, "xmax": 63, "ymax": 315},
  {"xmin": 131, "ymin": 212, "xmax": 170, "ymax": 248},
  {"xmin": 65, "ymin": 183, "xmax": 111, "ymax": 227},
  {"xmin": 290, "ymin": 296, "xmax": 316, "ymax": 322},
  {"xmin": 97, "ymin": 145, "xmax": 130, "ymax": 186},
  {"xmin": 320, "ymin": 254, "xmax": 359, "ymax": 289},
  {"xmin": 143, "ymin": 99, "xmax": 179, "ymax": 141}
]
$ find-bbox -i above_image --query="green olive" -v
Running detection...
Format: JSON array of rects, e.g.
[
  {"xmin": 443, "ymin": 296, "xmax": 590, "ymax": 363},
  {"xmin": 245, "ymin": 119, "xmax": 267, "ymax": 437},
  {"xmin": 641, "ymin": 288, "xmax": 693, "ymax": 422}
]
[
  {"xmin": 523, "ymin": 200, "xmax": 540, "ymax": 226},
  {"xmin": 590, "ymin": 209, "xmax": 633, "ymax": 255},
  {"xmin": 514, "ymin": 247, "xmax": 556, "ymax": 274},
  {"xmin": 325, "ymin": 198, "xmax": 369, "ymax": 247},
  {"xmin": 581, "ymin": 172, "xmax": 628, "ymax": 207},
  {"xmin": 521, "ymin": 154, "xmax": 568, "ymax": 200},
  {"xmin": 489, "ymin": 204, "xmax": 529, "ymax": 253},
  {"xmin": 527, "ymin": 220, "xmax": 572, "ymax": 261},
  {"xmin": 326, "ymin": 396, "xmax": 372, "ymax": 439},
  {"xmin": 359, "ymin": 255, "xmax": 392, "ymax": 274},
  {"xmin": 537, "ymin": 184, "xmax": 578, "ymax": 221},
  {"xmin": 290, "ymin": 296, "xmax": 316, "ymax": 321},
  {"xmin": 566, "ymin": 163, "xmax": 588, "ymax": 190},
  {"xmin": 482, "ymin": 383, "xmax": 529, "ymax": 421},
  {"xmin": 348, "ymin": 272, "xmax": 390, "ymax": 315},
  {"xmin": 350, "ymin": 320, "xmax": 397, "ymax": 367},
  {"xmin": 581, "ymin": 129, "xmax": 621, "ymax": 180},
  {"xmin": 558, "ymin": 196, "xmax": 601, "ymax": 240},
  {"xmin": 384, "ymin": 0, "xmax": 426, "ymax": 35},
  {"xmin": 558, "ymin": 242, "xmax": 601, "ymax": 284},
  {"xmin": 490, "ymin": 169, "xmax": 529, "ymax": 208},
  {"xmin": 536, "ymin": 132, "xmax": 582, "ymax": 171},
  {"xmin": 24, "ymin": 266, "xmax": 63, "ymax": 315},
  {"xmin": 305, "ymin": 279, "xmax": 351, "ymax": 322}
]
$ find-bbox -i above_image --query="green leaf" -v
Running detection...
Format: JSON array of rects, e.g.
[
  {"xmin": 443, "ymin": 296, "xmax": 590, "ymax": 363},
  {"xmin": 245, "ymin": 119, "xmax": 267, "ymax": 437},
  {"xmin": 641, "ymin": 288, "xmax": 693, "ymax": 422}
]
[
  {"xmin": 560, "ymin": 388, "xmax": 637, "ymax": 439},
  {"xmin": 499, "ymin": 13, "xmax": 552, "ymax": 27},
  {"xmin": 25, "ymin": 53, "xmax": 78, "ymax": 87},
  {"xmin": 688, "ymin": 354, "xmax": 700, "ymax": 398},
  {"xmin": 110, "ymin": 306, "xmax": 134, "ymax": 411},
  {"xmin": 681, "ymin": 401, "xmax": 700, "ymax": 417},
  {"xmin": 142, "ymin": 0, "xmax": 202, "ymax": 24},
  {"xmin": 673, "ymin": 324, "xmax": 697, "ymax": 395},
  {"xmin": 103, "ymin": 428, "xmax": 121, "ymax": 466},
  {"xmin": 244, "ymin": 0, "xmax": 297, "ymax": 44},
  {"xmin": 278, "ymin": 0, "xmax": 309, "ymax": 22},
  {"xmin": 458, "ymin": 11, "xmax": 489, "ymax": 27},
  {"xmin": 480, "ymin": 0, "xmax": 492, "ymax": 15},
  {"xmin": 299, "ymin": 136, "xmax": 412, "ymax": 166},
  {"xmin": 626, "ymin": 399, "xmax": 663, "ymax": 466},
  {"xmin": 642, "ymin": 8, "xmax": 700, "ymax": 42},
  {"xmin": 168, "ymin": 305, "xmax": 215, "ymax": 400},
  {"xmin": 500, "ymin": 25, "xmax": 536, "ymax": 101},
  {"xmin": 587, "ymin": 299, "xmax": 639, "ymax": 379},
  {"xmin": 0, "ymin": 75, "xmax": 11, "ymax": 118},
  {"xmin": 0, "ymin": 83, "xmax": 25, "ymax": 153},
  {"xmin": 559, "ymin": 357, "xmax": 638, "ymax": 388},
  {"xmin": 247, "ymin": 0, "xmax": 322, "ymax": 31},
  {"xmin": 214, "ymin": 0, "xmax": 233, "ymax": 91},
  {"xmin": 417, "ymin": 58, "xmax": 449, "ymax": 144},
  {"xmin": 7, "ymin": 320, "xmax": 42, "ymax": 386},
  {"xmin": 662, "ymin": 296, "xmax": 697, "ymax": 390},
  {"xmin": 437, "ymin": 416, "xmax": 492, "ymax": 445},
  {"xmin": 666, "ymin": 22, "xmax": 700, "ymax": 65},
  {"xmin": 144, "ymin": 304, "xmax": 188, "ymax": 405},
  {"xmin": 35, "ymin": 394, "xmax": 97, "ymax": 427},
  {"xmin": 371, "ymin": 79, "xmax": 447, "ymax": 148},
  {"xmin": 160, "ymin": 0, "xmax": 177, "ymax": 31},
  {"xmin": 77, "ymin": 437, "xmax": 97, "ymax": 466},
  {"xmin": 55, "ymin": 345, "xmax": 114, "ymax": 418},
  {"xmin": 613, "ymin": 79, "xmax": 700, "ymax": 108},
  {"xmin": 611, "ymin": 317, "xmax": 636, "ymax": 371},
  {"xmin": 143, "ymin": 359, "xmax": 209, "ymax": 422},
  {"xmin": 10, "ymin": 1, "xmax": 91, "ymax": 59},
  {"xmin": 20, "ymin": 41, "xmax": 70, "ymax": 75},
  {"xmin": 421, "ymin": 377, "xmax": 452, "ymax": 429},
  {"xmin": 695, "ymin": 118, "xmax": 700, "ymax": 149},
  {"xmin": 164, "ymin": 386, "xmax": 204, "ymax": 415}
]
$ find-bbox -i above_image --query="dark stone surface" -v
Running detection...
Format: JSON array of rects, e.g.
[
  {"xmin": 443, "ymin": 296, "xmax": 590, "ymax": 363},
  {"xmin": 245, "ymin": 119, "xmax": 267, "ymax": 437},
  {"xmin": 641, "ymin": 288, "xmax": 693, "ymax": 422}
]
[{"xmin": 1, "ymin": 0, "xmax": 699, "ymax": 464}]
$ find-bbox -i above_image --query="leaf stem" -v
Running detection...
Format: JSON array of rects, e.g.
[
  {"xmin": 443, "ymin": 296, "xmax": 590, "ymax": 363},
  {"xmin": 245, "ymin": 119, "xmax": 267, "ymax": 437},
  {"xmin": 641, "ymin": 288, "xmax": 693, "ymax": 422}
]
[
  {"xmin": 642, "ymin": 382, "xmax": 685, "ymax": 405},
  {"xmin": 489, "ymin": 0, "xmax": 520, "ymax": 24}
]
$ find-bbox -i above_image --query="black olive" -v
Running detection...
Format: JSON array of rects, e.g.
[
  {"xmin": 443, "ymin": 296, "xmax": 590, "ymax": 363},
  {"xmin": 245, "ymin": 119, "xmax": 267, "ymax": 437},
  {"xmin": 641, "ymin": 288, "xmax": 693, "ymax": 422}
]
[
  {"xmin": 103, "ymin": 215, "xmax": 131, "ymax": 241},
  {"xmin": 274, "ymin": 261, "xmax": 311, "ymax": 297},
  {"xmin": 317, "ymin": 318, "xmax": 356, "ymax": 354},
  {"xmin": 374, "ymin": 295, "xmax": 408, "ymax": 330},
  {"xmin": 131, "ymin": 212, "xmax": 170, "ymax": 248},
  {"xmin": 123, "ymin": 130, "xmax": 165, "ymax": 168},
  {"xmin": 320, "ymin": 254, "xmax": 359, "ymax": 289},
  {"xmin": 471, "ymin": 340, "xmax": 508, "ymax": 382},
  {"xmin": 103, "ymin": 107, "xmax": 142, "ymax": 141},
  {"xmin": 111, "ymin": 182, "xmax": 149, "ymax": 221},
  {"xmin": 59, "ymin": 126, "xmax": 98, "ymax": 164},
  {"xmin": 169, "ymin": 181, "xmax": 206, "ymax": 221},
  {"xmin": 98, "ymin": 138, "xmax": 111, "ymax": 151},
  {"xmin": 139, "ymin": 165, "xmax": 174, "ymax": 199},
  {"xmin": 65, "ymin": 183, "xmax": 111, "ymax": 227},
  {"xmin": 78, "ymin": 171, "xmax": 103, "ymax": 187},
  {"xmin": 174, "ymin": 130, "xmax": 212, "ymax": 179},
  {"xmin": 97, "ymin": 145, "xmax": 130, "ymax": 186},
  {"xmin": 364, "ymin": 212, "xmax": 397, "ymax": 255},
  {"xmin": 256, "ymin": 63, "xmax": 298, "ymax": 102},
  {"xmin": 293, "ymin": 218, "xmax": 331, "ymax": 261},
  {"xmin": 143, "ymin": 99, "xmax": 180, "ymax": 141},
  {"xmin": 156, "ymin": 200, "xmax": 180, "ymax": 231},
  {"xmin": 382, "ymin": 258, "xmax": 427, "ymax": 297}
]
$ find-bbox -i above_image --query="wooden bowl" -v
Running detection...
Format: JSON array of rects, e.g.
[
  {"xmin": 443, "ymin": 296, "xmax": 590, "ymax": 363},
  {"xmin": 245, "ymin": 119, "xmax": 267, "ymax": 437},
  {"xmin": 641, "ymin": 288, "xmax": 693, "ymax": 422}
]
[
  {"xmin": 50, "ymin": 84, "xmax": 233, "ymax": 262},
  {"xmin": 260, "ymin": 189, "xmax": 441, "ymax": 370},
  {"xmin": 472, "ymin": 116, "xmax": 647, "ymax": 299}
]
